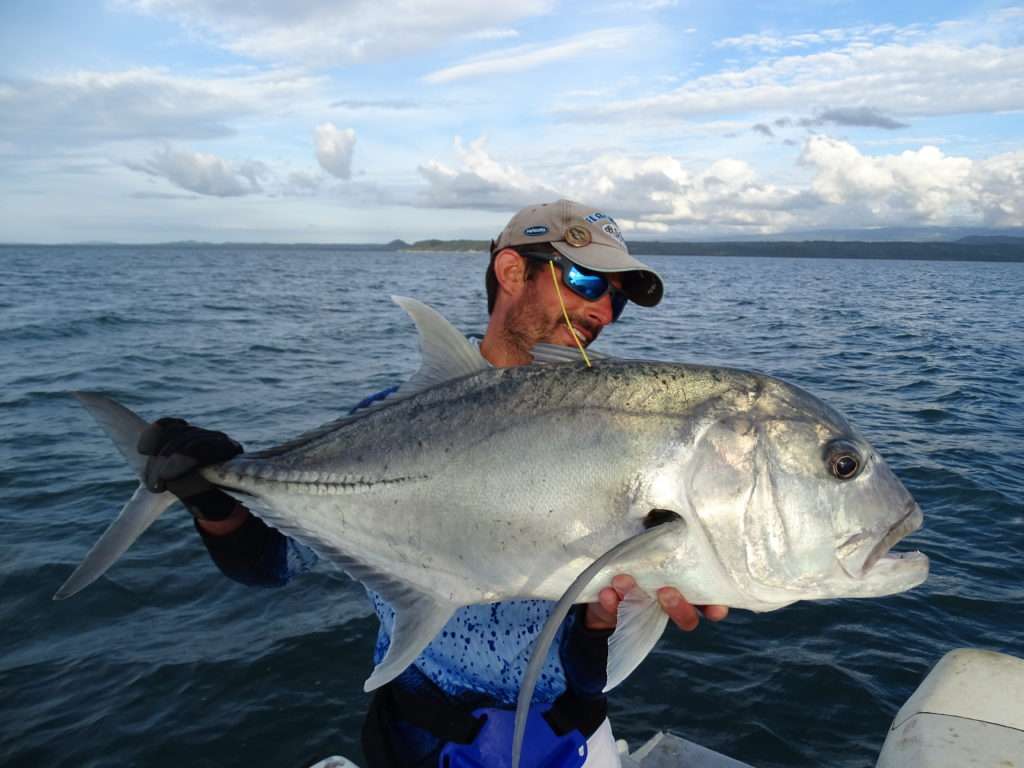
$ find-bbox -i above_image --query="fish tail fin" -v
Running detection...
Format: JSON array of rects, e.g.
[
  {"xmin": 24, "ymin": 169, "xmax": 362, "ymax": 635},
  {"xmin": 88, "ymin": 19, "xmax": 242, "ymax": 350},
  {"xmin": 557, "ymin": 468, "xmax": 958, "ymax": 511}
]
[
  {"xmin": 53, "ymin": 393, "xmax": 178, "ymax": 600},
  {"xmin": 72, "ymin": 391, "xmax": 151, "ymax": 477}
]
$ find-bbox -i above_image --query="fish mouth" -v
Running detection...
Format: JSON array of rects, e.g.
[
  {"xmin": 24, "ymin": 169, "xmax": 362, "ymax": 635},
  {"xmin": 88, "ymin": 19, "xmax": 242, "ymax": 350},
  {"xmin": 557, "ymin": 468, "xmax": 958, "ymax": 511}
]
[{"xmin": 858, "ymin": 501, "xmax": 924, "ymax": 576}]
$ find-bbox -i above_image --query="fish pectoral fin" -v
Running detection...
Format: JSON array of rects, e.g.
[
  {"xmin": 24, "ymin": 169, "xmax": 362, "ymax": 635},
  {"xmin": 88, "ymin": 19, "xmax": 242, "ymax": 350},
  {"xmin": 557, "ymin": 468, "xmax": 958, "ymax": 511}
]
[
  {"xmin": 604, "ymin": 587, "xmax": 669, "ymax": 692},
  {"xmin": 362, "ymin": 586, "xmax": 457, "ymax": 692}
]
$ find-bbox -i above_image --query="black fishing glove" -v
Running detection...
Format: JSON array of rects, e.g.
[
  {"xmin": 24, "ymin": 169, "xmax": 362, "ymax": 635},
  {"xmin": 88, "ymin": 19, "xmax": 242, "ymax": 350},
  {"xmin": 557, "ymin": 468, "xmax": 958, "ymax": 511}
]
[{"xmin": 138, "ymin": 417, "xmax": 244, "ymax": 521}]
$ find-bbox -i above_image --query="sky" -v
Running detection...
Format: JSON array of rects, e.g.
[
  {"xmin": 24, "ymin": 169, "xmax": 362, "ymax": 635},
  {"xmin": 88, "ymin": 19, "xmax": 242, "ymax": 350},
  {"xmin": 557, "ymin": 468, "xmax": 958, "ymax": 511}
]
[{"xmin": 1, "ymin": 0, "xmax": 1022, "ymax": 243}]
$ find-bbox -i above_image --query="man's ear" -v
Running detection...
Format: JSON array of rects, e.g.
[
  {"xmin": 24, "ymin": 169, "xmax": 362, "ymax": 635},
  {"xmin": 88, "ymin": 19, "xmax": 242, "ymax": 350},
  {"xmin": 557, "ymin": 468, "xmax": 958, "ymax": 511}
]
[{"xmin": 493, "ymin": 249, "xmax": 527, "ymax": 300}]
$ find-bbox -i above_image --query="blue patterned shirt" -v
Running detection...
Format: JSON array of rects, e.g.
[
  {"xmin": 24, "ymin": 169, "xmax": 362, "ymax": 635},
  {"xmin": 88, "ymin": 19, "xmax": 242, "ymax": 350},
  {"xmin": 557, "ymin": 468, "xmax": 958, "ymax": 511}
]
[{"xmin": 198, "ymin": 342, "xmax": 606, "ymax": 708}]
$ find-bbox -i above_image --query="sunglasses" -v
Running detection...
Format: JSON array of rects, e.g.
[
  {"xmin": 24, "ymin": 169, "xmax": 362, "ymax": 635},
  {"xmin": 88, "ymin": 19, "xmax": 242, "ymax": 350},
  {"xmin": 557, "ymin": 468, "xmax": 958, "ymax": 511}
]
[{"xmin": 519, "ymin": 249, "xmax": 628, "ymax": 321}]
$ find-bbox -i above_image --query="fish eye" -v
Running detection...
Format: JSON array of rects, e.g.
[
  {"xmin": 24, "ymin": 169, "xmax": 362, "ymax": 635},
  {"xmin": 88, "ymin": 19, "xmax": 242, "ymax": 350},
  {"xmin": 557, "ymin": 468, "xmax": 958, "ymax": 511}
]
[
  {"xmin": 823, "ymin": 442, "xmax": 864, "ymax": 479},
  {"xmin": 825, "ymin": 441, "xmax": 862, "ymax": 480}
]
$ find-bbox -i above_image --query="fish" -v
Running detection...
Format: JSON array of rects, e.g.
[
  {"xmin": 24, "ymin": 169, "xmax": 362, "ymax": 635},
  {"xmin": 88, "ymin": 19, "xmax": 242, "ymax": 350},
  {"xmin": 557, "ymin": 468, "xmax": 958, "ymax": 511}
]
[{"xmin": 55, "ymin": 296, "xmax": 928, "ymax": 702}]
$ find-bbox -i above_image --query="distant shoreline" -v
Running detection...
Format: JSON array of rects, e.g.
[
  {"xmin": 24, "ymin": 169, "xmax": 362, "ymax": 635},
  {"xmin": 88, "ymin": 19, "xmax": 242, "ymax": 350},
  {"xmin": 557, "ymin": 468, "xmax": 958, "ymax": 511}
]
[{"xmin": 3, "ymin": 237, "xmax": 1023, "ymax": 263}]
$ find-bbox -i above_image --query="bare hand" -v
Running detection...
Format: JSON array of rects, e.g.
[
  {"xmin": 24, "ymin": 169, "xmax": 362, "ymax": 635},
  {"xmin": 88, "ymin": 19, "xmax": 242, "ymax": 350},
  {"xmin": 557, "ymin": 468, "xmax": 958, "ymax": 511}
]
[{"xmin": 584, "ymin": 574, "xmax": 729, "ymax": 631}]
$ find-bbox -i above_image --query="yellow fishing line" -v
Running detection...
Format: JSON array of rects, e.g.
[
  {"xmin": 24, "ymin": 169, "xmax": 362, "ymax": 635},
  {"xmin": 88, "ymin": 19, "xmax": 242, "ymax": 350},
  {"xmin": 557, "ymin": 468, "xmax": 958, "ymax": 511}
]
[{"xmin": 548, "ymin": 260, "xmax": 591, "ymax": 368}]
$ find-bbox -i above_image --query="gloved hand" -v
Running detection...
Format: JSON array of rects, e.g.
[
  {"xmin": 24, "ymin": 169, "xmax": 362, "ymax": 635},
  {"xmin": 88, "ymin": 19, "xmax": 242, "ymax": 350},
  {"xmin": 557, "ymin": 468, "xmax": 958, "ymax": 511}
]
[{"xmin": 137, "ymin": 417, "xmax": 244, "ymax": 521}]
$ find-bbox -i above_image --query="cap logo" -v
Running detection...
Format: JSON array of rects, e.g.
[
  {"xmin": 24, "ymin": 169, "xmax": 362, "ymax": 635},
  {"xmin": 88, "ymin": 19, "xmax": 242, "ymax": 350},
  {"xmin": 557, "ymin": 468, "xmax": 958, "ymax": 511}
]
[
  {"xmin": 523, "ymin": 225, "xmax": 549, "ymax": 236},
  {"xmin": 564, "ymin": 223, "xmax": 592, "ymax": 247},
  {"xmin": 585, "ymin": 212, "xmax": 608, "ymax": 224},
  {"xmin": 602, "ymin": 221, "xmax": 626, "ymax": 247}
]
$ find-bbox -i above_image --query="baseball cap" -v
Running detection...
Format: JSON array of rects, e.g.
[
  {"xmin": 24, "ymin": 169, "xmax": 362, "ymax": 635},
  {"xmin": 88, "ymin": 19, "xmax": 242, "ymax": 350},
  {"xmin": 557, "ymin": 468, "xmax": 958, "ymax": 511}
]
[{"xmin": 491, "ymin": 199, "xmax": 663, "ymax": 307}]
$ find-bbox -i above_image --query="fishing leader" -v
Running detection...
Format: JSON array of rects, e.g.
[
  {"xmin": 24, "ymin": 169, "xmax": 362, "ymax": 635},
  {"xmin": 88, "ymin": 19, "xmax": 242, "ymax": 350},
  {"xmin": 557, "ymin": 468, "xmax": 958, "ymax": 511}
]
[{"xmin": 140, "ymin": 199, "xmax": 729, "ymax": 768}]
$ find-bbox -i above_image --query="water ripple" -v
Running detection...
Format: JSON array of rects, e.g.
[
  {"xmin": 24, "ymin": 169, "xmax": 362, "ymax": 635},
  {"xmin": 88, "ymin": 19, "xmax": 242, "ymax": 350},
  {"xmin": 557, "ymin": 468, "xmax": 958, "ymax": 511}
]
[{"xmin": 2, "ymin": 247, "xmax": 1022, "ymax": 767}]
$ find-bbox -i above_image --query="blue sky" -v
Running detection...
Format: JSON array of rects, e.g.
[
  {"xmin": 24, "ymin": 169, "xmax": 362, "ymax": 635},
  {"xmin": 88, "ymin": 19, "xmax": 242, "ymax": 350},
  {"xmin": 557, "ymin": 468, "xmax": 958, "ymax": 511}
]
[{"xmin": 1, "ymin": 0, "xmax": 1022, "ymax": 242}]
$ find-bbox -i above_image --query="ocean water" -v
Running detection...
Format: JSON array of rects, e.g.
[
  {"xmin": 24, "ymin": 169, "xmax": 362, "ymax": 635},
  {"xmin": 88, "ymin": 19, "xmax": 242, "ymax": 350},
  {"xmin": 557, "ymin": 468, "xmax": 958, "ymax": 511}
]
[{"xmin": 2, "ymin": 245, "xmax": 1022, "ymax": 768}]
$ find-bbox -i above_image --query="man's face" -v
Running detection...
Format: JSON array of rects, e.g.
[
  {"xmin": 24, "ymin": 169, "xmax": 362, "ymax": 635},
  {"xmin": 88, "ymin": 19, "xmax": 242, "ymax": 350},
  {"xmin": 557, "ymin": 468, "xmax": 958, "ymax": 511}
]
[{"xmin": 506, "ymin": 258, "xmax": 623, "ymax": 350}]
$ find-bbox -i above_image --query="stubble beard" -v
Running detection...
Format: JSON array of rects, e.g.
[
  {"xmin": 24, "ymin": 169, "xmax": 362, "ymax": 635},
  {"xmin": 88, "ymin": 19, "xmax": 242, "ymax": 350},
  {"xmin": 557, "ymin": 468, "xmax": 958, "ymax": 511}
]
[{"xmin": 503, "ymin": 290, "xmax": 599, "ymax": 360}]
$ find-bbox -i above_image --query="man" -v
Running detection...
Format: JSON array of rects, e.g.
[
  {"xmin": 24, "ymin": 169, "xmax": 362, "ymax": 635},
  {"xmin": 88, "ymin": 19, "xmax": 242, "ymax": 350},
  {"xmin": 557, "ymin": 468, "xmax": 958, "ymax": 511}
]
[{"xmin": 142, "ymin": 200, "xmax": 727, "ymax": 767}]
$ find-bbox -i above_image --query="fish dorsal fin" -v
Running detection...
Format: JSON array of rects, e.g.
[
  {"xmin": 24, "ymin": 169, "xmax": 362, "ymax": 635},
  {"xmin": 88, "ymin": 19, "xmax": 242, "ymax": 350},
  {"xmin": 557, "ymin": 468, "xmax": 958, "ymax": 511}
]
[
  {"xmin": 604, "ymin": 587, "xmax": 669, "ymax": 691},
  {"xmin": 529, "ymin": 342, "xmax": 608, "ymax": 364},
  {"xmin": 248, "ymin": 297, "xmax": 486, "ymax": 459},
  {"xmin": 392, "ymin": 296, "xmax": 491, "ymax": 396}
]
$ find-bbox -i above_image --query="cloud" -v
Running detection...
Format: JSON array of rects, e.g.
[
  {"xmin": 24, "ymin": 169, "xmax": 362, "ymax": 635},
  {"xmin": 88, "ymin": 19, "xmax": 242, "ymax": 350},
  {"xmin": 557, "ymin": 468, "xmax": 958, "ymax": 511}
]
[
  {"xmin": 713, "ymin": 24, "xmax": 903, "ymax": 53},
  {"xmin": 285, "ymin": 170, "xmax": 325, "ymax": 195},
  {"xmin": 0, "ymin": 68, "xmax": 318, "ymax": 149},
  {"xmin": 118, "ymin": 0, "xmax": 553, "ymax": 65},
  {"xmin": 753, "ymin": 123, "xmax": 774, "ymax": 137},
  {"xmin": 561, "ymin": 154, "xmax": 819, "ymax": 230},
  {"xmin": 330, "ymin": 98, "xmax": 421, "ymax": 111},
  {"xmin": 416, "ymin": 138, "xmax": 814, "ymax": 230},
  {"xmin": 416, "ymin": 137, "xmax": 556, "ymax": 209},
  {"xmin": 813, "ymin": 107, "xmax": 908, "ymax": 130},
  {"xmin": 423, "ymin": 27, "xmax": 639, "ymax": 84},
  {"xmin": 555, "ymin": 17, "xmax": 1024, "ymax": 122},
  {"xmin": 126, "ymin": 145, "xmax": 267, "ymax": 196},
  {"xmin": 464, "ymin": 28, "xmax": 520, "ymax": 41},
  {"xmin": 130, "ymin": 191, "xmax": 201, "ymax": 199},
  {"xmin": 799, "ymin": 136, "xmax": 1024, "ymax": 226},
  {"xmin": 315, "ymin": 124, "xmax": 356, "ymax": 180},
  {"xmin": 972, "ymin": 151, "xmax": 1024, "ymax": 226},
  {"xmin": 416, "ymin": 134, "xmax": 1024, "ymax": 233},
  {"xmin": 605, "ymin": 0, "xmax": 679, "ymax": 9}
]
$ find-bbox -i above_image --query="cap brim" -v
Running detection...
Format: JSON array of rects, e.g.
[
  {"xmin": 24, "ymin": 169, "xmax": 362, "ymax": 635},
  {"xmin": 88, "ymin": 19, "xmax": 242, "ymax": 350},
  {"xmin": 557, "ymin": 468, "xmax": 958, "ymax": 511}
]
[{"xmin": 552, "ymin": 242, "xmax": 664, "ymax": 307}]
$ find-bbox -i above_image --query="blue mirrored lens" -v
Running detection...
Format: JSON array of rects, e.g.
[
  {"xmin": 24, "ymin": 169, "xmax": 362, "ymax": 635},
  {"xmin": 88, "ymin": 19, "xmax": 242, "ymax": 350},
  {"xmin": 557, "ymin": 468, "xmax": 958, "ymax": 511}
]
[
  {"xmin": 564, "ymin": 264, "xmax": 608, "ymax": 299},
  {"xmin": 563, "ymin": 262, "xmax": 628, "ymax": 320}
]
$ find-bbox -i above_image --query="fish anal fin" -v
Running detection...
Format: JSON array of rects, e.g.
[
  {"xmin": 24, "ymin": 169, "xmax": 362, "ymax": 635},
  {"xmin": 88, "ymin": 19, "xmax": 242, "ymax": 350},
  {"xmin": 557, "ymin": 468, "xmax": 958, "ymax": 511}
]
[
  {"xmin": 258, "ymin": 538, "xmax": 458, "ymax": 693},
  {"xmin": 363, "ymin": 586, "xmax": 457, "ymax": 692},
  {"xmin": 604, "ymin": 586, "xmax": 669, "ymax": 692}
]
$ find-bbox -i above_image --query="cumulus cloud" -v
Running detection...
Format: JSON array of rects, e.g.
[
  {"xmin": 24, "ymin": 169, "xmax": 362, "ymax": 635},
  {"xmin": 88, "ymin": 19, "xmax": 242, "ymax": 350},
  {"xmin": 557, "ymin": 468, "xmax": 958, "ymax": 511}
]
[
  {"xmin": 801, "ymin": 136, "xmax": 1024, "ymax": 226},
  {"xmin": 972, "ymin": 151, "xmax": 1024, "ymax": 226},
  {"xmin": 315, "ymin": 124, "xmax": 356, "ymax": 180},
  {"xmin": 416, "ymin": 134, "xmax": 1024, "ymax": 232},
  {"xmin": 423, "ymin": 27, "xmax": 639, "ymax": 84},
  {"xmin": 416, "ymin": 138, "xmax": 813, "ymax": 231},
  {"xmin": 118, "ymin": 0, "xmax": 553, "ymax": 65},
  {"xmin": 0, "ymin": 68, "xmax": 318, "ymax": 149},
  {"xmin": 416, "ymin": 137, "xmax": 556, "ymax": 209},
  {"xmin": 126, "ymin": 145, "xmax": 268, "ymax": 196},
  {"xmin": 560, "ymin": 154, "xmax": 818, "ymax": 231}
]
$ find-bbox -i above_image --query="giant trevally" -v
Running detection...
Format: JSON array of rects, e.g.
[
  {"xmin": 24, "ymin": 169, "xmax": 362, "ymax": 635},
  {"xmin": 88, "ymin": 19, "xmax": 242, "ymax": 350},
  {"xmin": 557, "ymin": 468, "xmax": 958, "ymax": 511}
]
[{"xmin": 56, "ymin": 296, "xmax": 928, "ymax": 702}]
